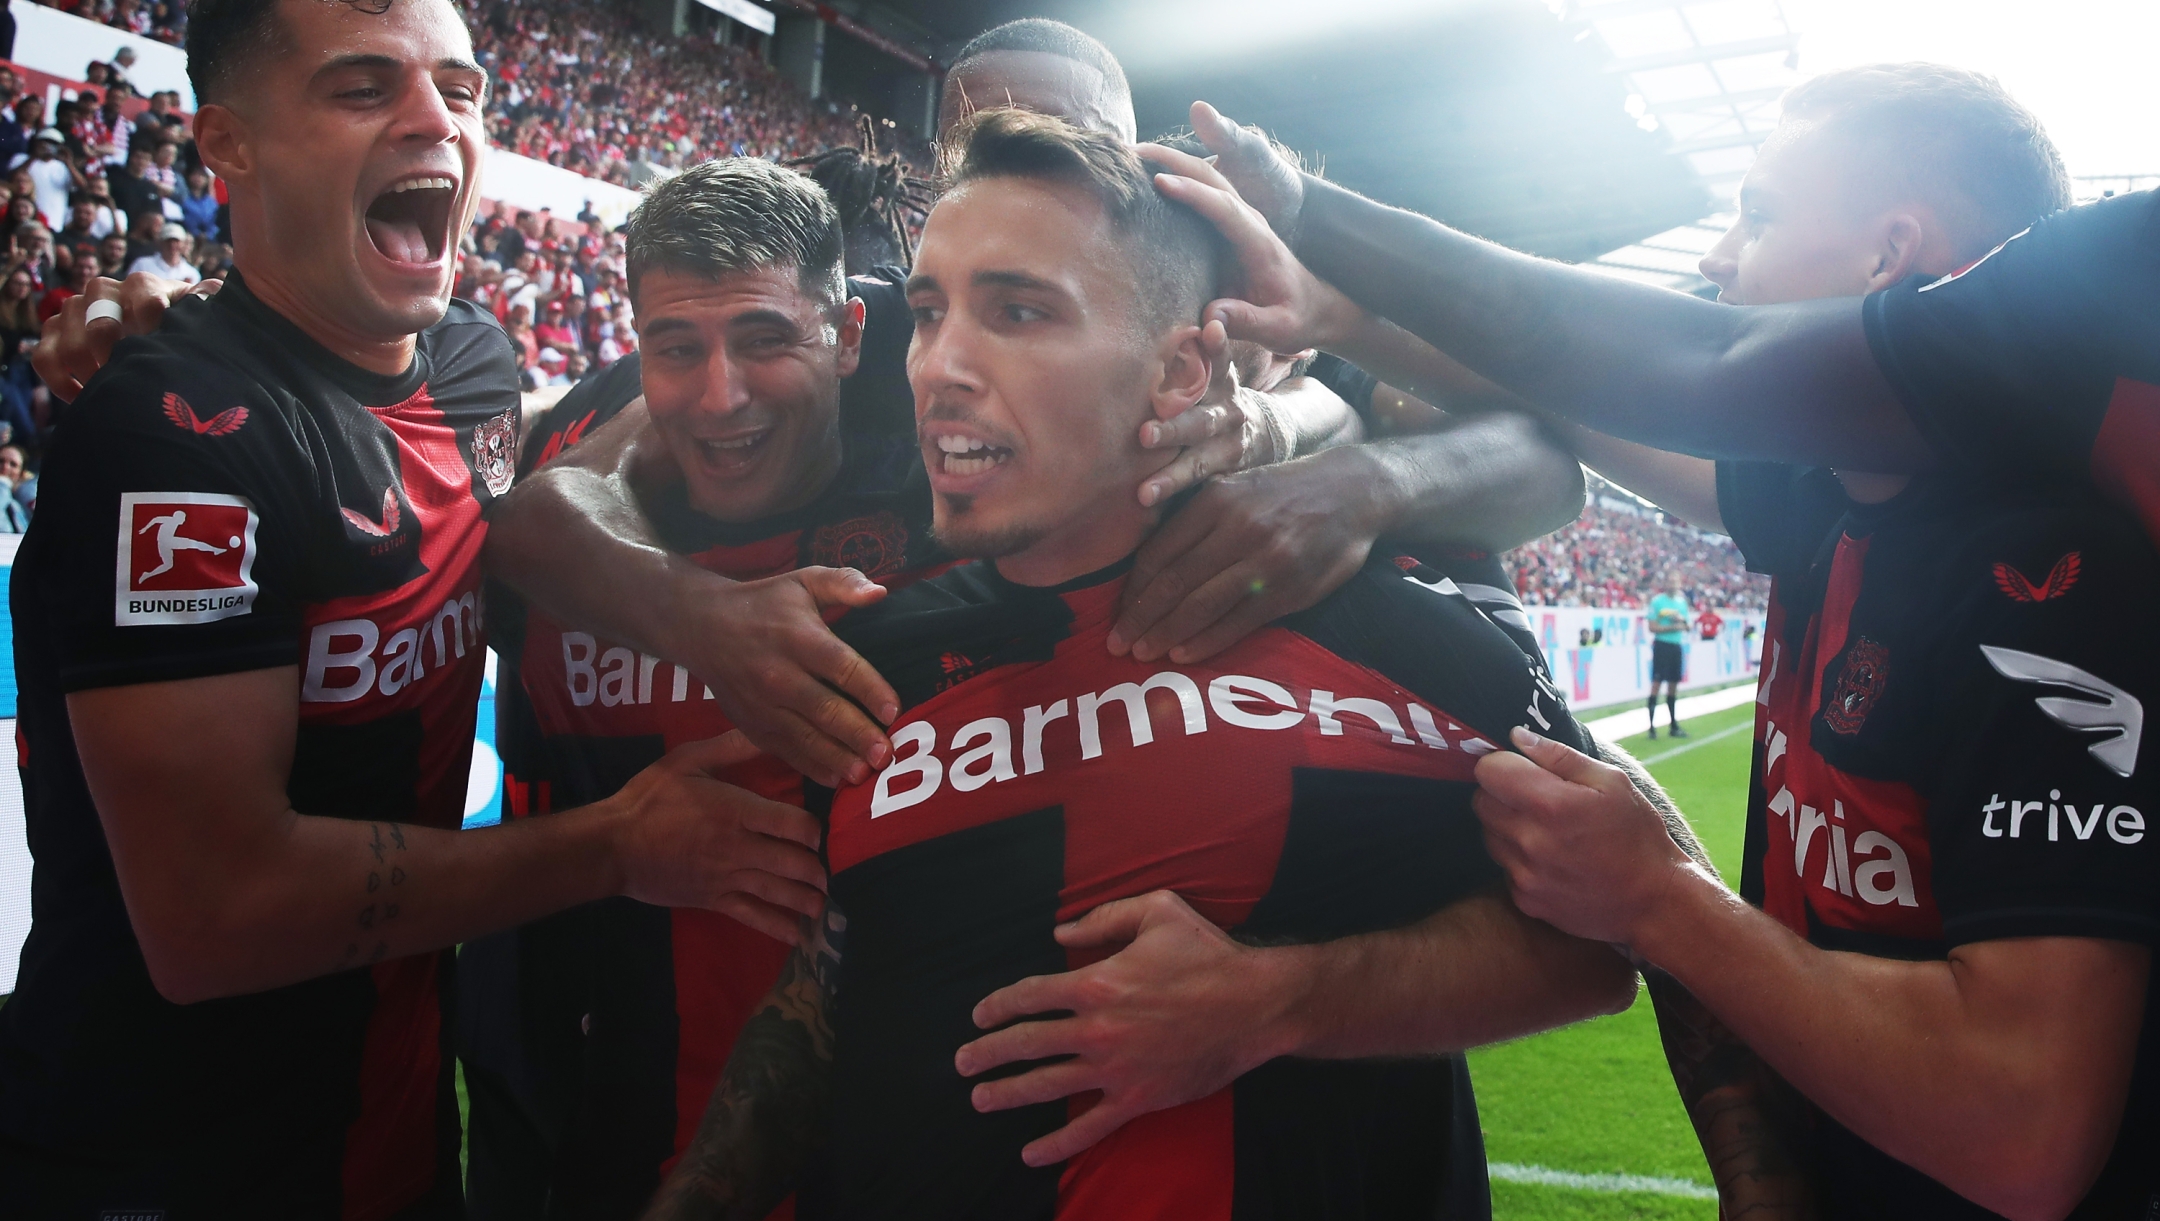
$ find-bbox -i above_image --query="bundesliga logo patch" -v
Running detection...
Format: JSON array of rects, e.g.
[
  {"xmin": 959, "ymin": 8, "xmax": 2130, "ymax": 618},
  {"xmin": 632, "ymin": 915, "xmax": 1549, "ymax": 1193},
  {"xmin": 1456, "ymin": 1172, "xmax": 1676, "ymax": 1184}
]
[{"xmin": 113, "ymin": 492, "xmax": 260, "ymax": 626}]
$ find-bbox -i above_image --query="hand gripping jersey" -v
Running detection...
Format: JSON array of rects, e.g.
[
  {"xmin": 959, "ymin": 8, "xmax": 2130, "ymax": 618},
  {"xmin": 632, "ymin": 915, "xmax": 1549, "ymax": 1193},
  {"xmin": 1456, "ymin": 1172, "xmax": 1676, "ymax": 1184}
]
[
  {"xmin": 802, "ymin": 555, "xmax": 1587, "ymax": 1221},
  {"xmin": 1719, "ymin": 462, "xmax": 2160, "ymax": 1219},
  {"xmin": 0, "ymin": 273, "xmax": 519, "ymax": 1218},
  {"xmin": 459, "ymin": 273, "xmax": 952, "ymax": 1220},
  {"xmin": 1864, "ymin": 188, "xmax": 2160, "ymax": 545}
]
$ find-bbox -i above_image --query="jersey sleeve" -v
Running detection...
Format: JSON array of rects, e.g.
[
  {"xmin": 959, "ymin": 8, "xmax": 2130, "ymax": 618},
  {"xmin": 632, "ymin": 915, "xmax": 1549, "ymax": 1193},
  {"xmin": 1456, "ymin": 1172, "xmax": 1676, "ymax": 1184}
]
[
  {"xmin": 1716, "ymin": 461, "xmax": 1849, "ymax": 578},
  {"xmin": 1862, "ymin": 191, "xmax": 2160, "ymax": 491},
  {"xmin": 32, "ymin": 359, "xmax": 312, "ymax": 692},
  {"xmin": 1920, "ymin": 500, "xmax": 2160, "ymax": 947},
  {"xmin": 519, "ymin": 351, "xmax": 641, "ymax": 477},
  {"xmin": 1304, "ymin": 353, "xmax": 1379, "ymax": 419}
]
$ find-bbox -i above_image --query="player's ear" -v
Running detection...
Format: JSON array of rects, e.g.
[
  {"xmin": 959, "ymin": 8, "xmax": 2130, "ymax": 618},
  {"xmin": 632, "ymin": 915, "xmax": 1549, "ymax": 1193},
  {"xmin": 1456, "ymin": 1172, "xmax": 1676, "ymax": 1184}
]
[
  {"xmin": 833, "ymin": 297, "xmax": 866, "ymax": 379},
  {"xmin": 1149, "ymin": 322, "xmax": 1212, "ymax": 419},
  {"xmin": 1867, "ymin": 212, "xmax": 1928, "ymax": 293},
  {"xmin": 191, "ymin": 104, "xmax": 250, "ymax": 185}
]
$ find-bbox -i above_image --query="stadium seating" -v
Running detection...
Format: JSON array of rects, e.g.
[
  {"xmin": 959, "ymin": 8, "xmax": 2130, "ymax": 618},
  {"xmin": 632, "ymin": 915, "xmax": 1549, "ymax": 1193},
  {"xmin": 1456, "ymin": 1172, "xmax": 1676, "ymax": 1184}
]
[{"xmin": 1505, "ymin": 475, "xmax": 1769, "ymax": 612}]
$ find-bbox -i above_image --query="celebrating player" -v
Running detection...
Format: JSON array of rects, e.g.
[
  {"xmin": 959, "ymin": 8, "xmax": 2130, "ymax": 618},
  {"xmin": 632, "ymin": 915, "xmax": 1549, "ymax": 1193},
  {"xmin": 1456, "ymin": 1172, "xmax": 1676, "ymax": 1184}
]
[
  {"xmin": 0, "ymin": 1, "xmax": 823, "ymax": 1213},
  {"xmin": 460, "ymin": 157, "xmax": 956, "ymax": 1219},
  {"xmin": 1162, "ymin": 66, "xmax": 2160, "ymax": 1218},
  {"xmin": 646, "ymin": 109, "xmax": 1638, "ymax": 1221}
]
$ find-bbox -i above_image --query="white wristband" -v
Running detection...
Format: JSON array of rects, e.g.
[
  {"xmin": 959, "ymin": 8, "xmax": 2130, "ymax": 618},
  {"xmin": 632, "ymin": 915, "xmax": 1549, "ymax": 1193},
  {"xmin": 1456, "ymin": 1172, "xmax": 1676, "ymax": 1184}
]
[{"xmin": 85, "ymin": 298, "xmax": 124, "ymax": 325}]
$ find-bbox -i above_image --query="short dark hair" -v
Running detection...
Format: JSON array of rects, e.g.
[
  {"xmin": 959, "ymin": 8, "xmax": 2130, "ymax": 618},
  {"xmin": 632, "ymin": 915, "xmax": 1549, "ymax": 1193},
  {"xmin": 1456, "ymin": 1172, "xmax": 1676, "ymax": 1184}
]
[
  {"xmin": 186, "ymin": 0, "xmax": 398, "ymax": 105},
  {"xmin": 624, "ymin": 157, "xmax": 845, "ymax": 307},
  {"xmin": 951, "ymin": 18, "xmax": 1133, "ymax": 140},
  {"xmin": 946, "ymin": 108, "xmax": 1223, "ymax": 334},
  {"xmin": 1779, "ymin": 62, "xmax": 2071, "ymax": 258},
  {"xmin": 185, "ymin": 0, "xmax": 291, "ymax": 106}
]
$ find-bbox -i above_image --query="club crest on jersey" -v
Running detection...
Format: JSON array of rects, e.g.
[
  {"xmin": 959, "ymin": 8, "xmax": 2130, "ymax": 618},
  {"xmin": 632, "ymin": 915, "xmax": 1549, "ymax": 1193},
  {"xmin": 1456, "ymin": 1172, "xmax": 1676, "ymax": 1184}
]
[
  {"xmin": 113, "ymin": 491, "xmax": 259, "ymax": 626},
  {"xmin": 161, "ymin": 391, "xmax": 247, "ymax": 437},
  {"xmin": 1993, "ymin": 552, "xmax": 2080, "ymax": 602},
  {"xmin": 472, "ymin": 405, "xmax": 518, "ymax": 497},
  {"xmin": 1823, "ymin": 636, "xmax": 1889, "ymax": 735},
  {"xmin": 812, "ymin": 511, "xmax": 910, "ymax": 579}
]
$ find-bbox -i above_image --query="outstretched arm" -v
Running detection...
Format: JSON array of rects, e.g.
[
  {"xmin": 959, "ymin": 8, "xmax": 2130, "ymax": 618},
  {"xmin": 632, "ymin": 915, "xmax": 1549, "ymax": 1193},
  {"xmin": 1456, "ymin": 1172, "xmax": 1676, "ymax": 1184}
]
[
  {"xmin": 1158, "ymin": 103, "xmax": 1933, "ymax": 474},
  {"xmin": 647, "ymin": 902, "xmax": 847, "ymax": 1220}
]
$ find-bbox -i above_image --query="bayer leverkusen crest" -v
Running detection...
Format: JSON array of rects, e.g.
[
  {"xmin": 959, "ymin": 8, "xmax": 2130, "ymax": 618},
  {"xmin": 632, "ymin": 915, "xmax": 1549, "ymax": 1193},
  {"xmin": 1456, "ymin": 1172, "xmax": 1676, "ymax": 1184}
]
[{"xmin": 114, "ymin": 491, "xmax": 261, "ymax": 626}]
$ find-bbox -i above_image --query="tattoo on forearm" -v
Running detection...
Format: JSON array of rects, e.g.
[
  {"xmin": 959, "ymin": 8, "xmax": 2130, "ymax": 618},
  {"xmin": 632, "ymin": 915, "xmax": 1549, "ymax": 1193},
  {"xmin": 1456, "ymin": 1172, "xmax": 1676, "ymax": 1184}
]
[
  {"xmin": 343, "ymin": 822, "xmax": 410, "ymax": 968},
  {"xmin": 1648, "ymin": 971, "xmax": 1818, "ymax": 1219},
  {"xmin": 645, "ymin": 904, "xmax": 846, "ymax": 1221}
]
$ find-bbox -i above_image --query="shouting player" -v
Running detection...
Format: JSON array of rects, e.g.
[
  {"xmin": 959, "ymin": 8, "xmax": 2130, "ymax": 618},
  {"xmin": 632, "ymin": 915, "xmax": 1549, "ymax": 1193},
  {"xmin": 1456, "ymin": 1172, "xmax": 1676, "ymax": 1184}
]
[
  {"xmin": 646, "ymin": 109, "xmax": 1637, "ymax": 1221},
  {"xmin": 0, "ymin": 0, "xmax": 822, "ymax": 1214},
  {"xmin": 460, "ymin": 157, "xmax": 955, "ymax": 1219}
]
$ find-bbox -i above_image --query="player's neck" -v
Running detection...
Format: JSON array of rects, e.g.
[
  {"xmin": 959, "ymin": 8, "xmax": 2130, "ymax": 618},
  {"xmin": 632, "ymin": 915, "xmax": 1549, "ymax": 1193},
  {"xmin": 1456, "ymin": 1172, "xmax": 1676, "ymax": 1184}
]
[
  {"xmin": 237, "ymin": 260, "xmax": 421, "ymax": 378},
  {"xmin": 992, "ymin": 495, "xmax": 1158, "ymax": 588}
]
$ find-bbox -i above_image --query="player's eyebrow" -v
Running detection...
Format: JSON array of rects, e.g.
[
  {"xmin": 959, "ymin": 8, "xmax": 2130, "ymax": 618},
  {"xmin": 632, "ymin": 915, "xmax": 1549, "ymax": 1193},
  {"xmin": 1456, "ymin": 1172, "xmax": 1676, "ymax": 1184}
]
[
  {"xmin": 638, "ymin": 317, "xmax": 699, "ymax": 338},
  {"xmin": 311, "ymin": 54, "xmax": 485, "ymax": 82},
  {"xmin": 904, "ymin": 272, "xmax": 941, "ymax": 296},
  {"xmin": 972, "ymin": 270, "xmax": 1060, "ymax": 294},
  {"xmin": 726, "ymin": 308, "xmax": 804, "ymax": 333}
]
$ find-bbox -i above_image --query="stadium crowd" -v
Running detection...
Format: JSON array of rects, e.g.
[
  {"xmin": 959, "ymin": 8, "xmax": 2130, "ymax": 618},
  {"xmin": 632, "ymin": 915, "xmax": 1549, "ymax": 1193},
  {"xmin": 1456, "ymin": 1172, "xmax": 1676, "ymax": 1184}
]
[
  {"xmin": 466, "ymin": 0, "xmax": 919, "ymax": 185},
  {"xmin": 0, "ymin": 57, "xmax": 210, "ymax": 526},
  {"xmin": 1504, "ymin": 474, "xmax": 1770, "ymax": 612}
]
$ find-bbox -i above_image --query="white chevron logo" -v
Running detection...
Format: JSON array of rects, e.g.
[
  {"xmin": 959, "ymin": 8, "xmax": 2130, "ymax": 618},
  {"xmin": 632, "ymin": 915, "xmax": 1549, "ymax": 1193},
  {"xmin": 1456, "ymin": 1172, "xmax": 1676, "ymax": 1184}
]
[{"xmin": 1980, "ymin": 645, "xmax": 2143, "ymax": 778}]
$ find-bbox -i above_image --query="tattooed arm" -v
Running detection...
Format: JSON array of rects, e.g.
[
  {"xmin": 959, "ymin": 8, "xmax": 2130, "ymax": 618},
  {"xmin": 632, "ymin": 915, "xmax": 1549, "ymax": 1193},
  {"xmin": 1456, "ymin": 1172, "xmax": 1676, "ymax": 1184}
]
[
  {"xmin": 69, "ymin": 666, "xmax": 828, "ymax": 1003},
  {"xmin": 647, "ymin": 902, "xmax": 847, "ymax": 1220},
  {"xmin": 1595, "ymin": 741, "xmax": 1819, "ymax": 1218}
]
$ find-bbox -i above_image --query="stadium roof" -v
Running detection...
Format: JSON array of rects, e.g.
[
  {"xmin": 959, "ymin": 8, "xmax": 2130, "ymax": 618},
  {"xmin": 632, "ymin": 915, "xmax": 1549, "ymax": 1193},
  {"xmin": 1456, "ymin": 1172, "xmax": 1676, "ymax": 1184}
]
[{"xmin": 896, "ymin": 0, "xmax": 1714, "ymax": 263}]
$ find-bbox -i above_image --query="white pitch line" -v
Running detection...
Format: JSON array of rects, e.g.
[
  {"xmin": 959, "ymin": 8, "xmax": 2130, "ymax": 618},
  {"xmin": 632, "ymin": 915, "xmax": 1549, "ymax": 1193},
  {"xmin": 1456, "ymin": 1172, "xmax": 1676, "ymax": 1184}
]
[
  {"xmin": 1581, "ymin": 680, "xmax": 1760, "ymax": 742},
  {"xmin": 1488, "ymin": 1161, "xmax": 1719, "ymax": 1200},
  {"xmin": 1637, "ymin": 719, "xmax": 1754, "ymax": 765}
]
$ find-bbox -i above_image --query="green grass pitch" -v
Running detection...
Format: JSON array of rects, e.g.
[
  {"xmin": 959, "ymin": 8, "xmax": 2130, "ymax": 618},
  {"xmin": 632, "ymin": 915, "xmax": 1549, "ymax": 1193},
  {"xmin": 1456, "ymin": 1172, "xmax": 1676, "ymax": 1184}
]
[
  {"xmin": 1471, "ymin": 698, "xmax": 1759, "ymax": 1218},
  {"xmin": 454, "ymin": 699, "xmax": 1763, "ymax": 1213}
]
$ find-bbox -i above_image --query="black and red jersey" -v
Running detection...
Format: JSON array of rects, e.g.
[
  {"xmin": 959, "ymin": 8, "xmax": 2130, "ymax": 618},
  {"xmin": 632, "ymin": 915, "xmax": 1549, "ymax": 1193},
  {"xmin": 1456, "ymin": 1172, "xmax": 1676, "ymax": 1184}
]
[
  {"xmin": 458, "ymin": 303, "xmax": 950, "ymax": 1219},
  {"xmin": 1719, "ymin": 462, "xmax": 2160, "ymax": 1219},
  {"xmin": 1864, "ymin": 188, "xmax": 2160, "ymax": 546},
  {"xmin": 801, "ymin": 555, "xmax": 1587, "ymax": 1221},
  {"xmin": 0, "ymin": 273, "xmax": 519, "ymax": 1218}
]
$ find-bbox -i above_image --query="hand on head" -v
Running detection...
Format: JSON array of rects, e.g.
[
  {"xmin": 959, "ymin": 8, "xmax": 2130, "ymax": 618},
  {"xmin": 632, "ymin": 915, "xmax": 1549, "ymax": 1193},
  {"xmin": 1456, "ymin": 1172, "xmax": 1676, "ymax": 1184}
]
[{"xmin": 1138, "ymin": 109, "xmax": 1363, "ymax": 362}]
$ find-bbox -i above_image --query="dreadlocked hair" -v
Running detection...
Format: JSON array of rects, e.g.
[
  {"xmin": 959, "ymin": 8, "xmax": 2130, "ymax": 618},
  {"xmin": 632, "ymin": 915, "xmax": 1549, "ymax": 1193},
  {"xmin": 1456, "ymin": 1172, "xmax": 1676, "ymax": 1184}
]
[{"xmin": 787, "ymin": 116, "xmax": 933, "ymax": 271}]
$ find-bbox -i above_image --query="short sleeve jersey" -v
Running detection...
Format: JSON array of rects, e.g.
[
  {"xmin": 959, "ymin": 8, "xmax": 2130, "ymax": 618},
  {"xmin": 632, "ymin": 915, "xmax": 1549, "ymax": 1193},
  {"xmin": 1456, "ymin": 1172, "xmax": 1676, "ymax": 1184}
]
[
  {"xmin": 458, "ymin": 267, "xmax": 951, "ymax": 1217},
  {"xmin": 801, "ymin": 555, "xmax": 1587, "ymax": 1221},
  {"xmin": 1646, "ymin": 592, "xmax": 1688, "ymax": 644},
  {"xmin": 1719, "ymin": 461, "xmax": 2160, "ymax": 1219},
  {"xmin": 0, "ymin": 273, "xmax": 519, "ymax": 1218},
  {"xmin": 1864, "ymin": 189, "xmax": 2160, "ymax": 544}
]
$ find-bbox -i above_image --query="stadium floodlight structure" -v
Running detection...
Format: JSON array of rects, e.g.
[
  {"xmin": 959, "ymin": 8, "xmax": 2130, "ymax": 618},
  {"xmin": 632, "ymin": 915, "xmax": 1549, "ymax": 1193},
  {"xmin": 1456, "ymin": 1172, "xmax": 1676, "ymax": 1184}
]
[{"xmin": 1556, "ymin": 0, "xmax": 1803, "ymax": 293}]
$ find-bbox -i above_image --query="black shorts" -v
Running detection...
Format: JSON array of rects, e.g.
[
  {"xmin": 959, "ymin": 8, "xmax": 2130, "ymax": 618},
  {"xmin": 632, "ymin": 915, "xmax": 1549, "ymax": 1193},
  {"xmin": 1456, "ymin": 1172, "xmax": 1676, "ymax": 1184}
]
[{"xmin": 1651, "ymin": 639, "xmax": 1684, "ymax": 683}]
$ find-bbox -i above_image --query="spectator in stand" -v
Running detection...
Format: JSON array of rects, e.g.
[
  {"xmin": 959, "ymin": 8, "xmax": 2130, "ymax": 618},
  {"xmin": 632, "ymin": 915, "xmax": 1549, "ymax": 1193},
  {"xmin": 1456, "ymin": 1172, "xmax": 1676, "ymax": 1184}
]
[
  {"xmin": 108, "ymin": 45, "xmax": 141, "ymax": 96},
  {"xmin": 144, "ymin": 139, "xmax": 183, "ymax": 220},
  {"xmin": 96, "ymin": 231, "xmax": 130, "ymax": 277},
  {"xmin": 124, "ymin": 222, "xmax": 198, "ymax": 284},
  {"xmin": 533, "ymin": 297, "xmax": 577, "ymax": 354},
  {"xmin": 16, "ymin": 129, "xmax": 82, "ymax": 229},
  {"xmin": 58, "ymin": 197, "xmax": 107, "ymax": 254},
  {"xmin": 39, "ymin": 252, "xmax": 94, "ymax": 323},
  {"xmin": 106, "ymin": 145, "xmax": 161, "ymax": 227},
  {"xmin": 0, "ymin": 450, "xmax": 28, "ymax": 531},
  {"xmin": 0, "ymin": 265, "xmax": 42, "ymax": 443},
  {"xmin": 5, "ymin": 95, "xmax": 42, "ymax": 168},
  {"xmin": 0, "ymin": 74, "xmax": 21, "ymax": 169},
  {"xmin": 178, "ymin": 165, "xmax": 218, "ymax": 240},
  {"xmin": 14, "ymin": 222, "xmax": 54, "ymax": 288},
  {"xmin": 562, "ymin": 348, "xmax": 589, "ymax": 385},
  {"xmin": 504, "ymin": 301, "xmax": 540, "ymax": 370},
  {"xmin": 120, "ymin": 207, "xmax": 162, "ymax": 266},
  {"xmin": 193, "ymin": 242, "xmax": 230, "ymax": 282}
]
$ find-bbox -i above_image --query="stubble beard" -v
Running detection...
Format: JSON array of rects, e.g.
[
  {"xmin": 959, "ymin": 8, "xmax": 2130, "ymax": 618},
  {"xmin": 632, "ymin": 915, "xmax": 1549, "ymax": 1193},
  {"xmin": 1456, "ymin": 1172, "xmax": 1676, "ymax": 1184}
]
[{"xmin": 931, "ymin": 493, "xmax": 1051, "ymax": 560}]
